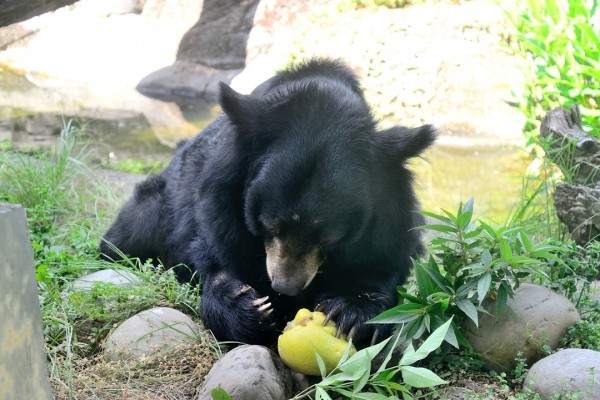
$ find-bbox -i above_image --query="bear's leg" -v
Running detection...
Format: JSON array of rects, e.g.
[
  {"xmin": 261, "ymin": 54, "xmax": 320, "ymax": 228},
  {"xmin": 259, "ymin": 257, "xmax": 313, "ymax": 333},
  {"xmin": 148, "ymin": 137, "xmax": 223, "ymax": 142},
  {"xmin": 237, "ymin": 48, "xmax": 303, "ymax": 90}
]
[
  {"xmin": 100, "ymin": 174, "xmax": 167, "ymax": 264},
  {"xmin": 199, "ymin": 269, "xmax": 277, "ymax": 345}
]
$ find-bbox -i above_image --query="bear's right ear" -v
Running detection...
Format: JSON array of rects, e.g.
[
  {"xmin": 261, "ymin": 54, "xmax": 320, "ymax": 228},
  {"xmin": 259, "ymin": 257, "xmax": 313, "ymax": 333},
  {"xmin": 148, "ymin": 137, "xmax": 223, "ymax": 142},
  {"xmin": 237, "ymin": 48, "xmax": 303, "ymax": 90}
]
[
  {"xmin": 374, "ymin": 124, "xmax": 437, "ymax": 162},
  {"xmin": 219, "ymin": 82, "xmax": 265, "ymax": 132}
]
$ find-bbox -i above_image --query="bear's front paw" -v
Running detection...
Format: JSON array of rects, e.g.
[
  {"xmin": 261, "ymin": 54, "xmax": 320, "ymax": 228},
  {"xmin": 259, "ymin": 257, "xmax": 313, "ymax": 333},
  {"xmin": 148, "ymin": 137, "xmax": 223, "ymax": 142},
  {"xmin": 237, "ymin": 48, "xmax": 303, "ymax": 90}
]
[
  {"xmin": 236, "ymin": 284, "xmax": 275, "ymax": 323},
  {"xmin": 200, "ymin": 277, "xmax": 278, "ymax": 345},
  {"xmin": 315, "ymin": 294, "xmax": 391, "ymax": 349}
]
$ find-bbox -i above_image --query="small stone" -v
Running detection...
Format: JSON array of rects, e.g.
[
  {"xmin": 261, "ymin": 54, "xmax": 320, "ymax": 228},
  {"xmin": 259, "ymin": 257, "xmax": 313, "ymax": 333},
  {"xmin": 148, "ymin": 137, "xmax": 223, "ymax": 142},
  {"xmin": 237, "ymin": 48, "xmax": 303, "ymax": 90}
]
[
  {"xmin": 105, "ymin": 307, "xmax": 200, "ymax": 361},
  {"xmin": 463, "ymin": 283, "xmax": 580, "ymax": 371},
  {"xmin": 72, "ymin": 269, "xmax": 141, "ymax": 290},
  {"xmin": 525, "ymin": 348, "xmax": 600, "ymax": 399},
  {"xmin": 197, "ymin": 345, "xmax": 293, "ymax": 400}
]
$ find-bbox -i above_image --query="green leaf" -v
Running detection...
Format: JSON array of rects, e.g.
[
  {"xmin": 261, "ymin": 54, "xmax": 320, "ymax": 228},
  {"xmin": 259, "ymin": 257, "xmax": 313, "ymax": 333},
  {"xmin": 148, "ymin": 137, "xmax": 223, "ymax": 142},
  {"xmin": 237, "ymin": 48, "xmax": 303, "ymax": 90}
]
[
  {"xmin": 316, "ymin": 386, "xmax": 332, "ymax": 400},
  {"xmin": 400, "ymin": 318, "xmax": 453, "ymax": 365},
  {"xmin": 423, "ymin": 260, "xmax": 453, "ymax": 294},
  {"xmin": 463, "ymin": 227, "xmax": 483, "ymax": 239},
  {"xmin": 418, "ymin": 210, "xmax": 454, "ymax": 225},
  {"xmin": 456, "ymin": 298, "xmax": 478, "ymax": 327},
  {"xmin": 416, "ymin": 224, "xmax": 457, "ymax": 233},
  {"xmin": 444, "ymin": 322, "xmax": 459, "ymax": 348},
  {"xmin": 495, "ymin": 283, "xmax": 510, "ymax": 317},
  {"xmin": 441, "ymin": 209, "xmax": 459, "ymax": 224},
  {"xmin": 499, "ymin": 240, "xmax": 513, "ymax": 261},
  {"xmin": 401, "ymin": 366, "xmax": 448, "ymax": 388},
  {"xmin": 416, "ymin": 258, "xmax": 440, "ymax": 297},
  {"xmin": 338, "ymin": 346, "xmax": 372, "ymax": 380},
  {"xmin": 339, "ymin": 337, "xmax": 391, "ymax": 374},
  {"xmin": 376, "ymin": 331, "xmax": 403, "ymax": 373},
  {"xmin": 461, "ymin": 196, "xmax": 475, "ymax": 215},
  {"xmin": 458, "ymin": 197, "xmax": 475, "ymax": 229},
  {"xmin": 353, "ymin": 368, "xmax": 371, "ymax": 393},
  {"xmin": 456, "ymin": 280, "xmax": 477, "ymax": 297},
  {"xmin": 481, "ymin": 250, "xmax": 492, "ymax": 266},
  {"xmin": 477, "ymin": 272, "xmax": 492, "ymax": 305},
  {"xmin": 369, "ymin": 304, "xmax": 423, "ymax": 324},
  {"xmin": 315, "ymin": 352, "xmax": 327, "ymax": 378},
  {"xmin": 425, "ymin": 294, "xmax": 450, "ymax": 314},
  {"xmin": 404, "ymin": 316, "xmax": 427, "ymax": 340},
  {"xmin": 398, "ymin": 289, "xmax": 426, "ymax": 305},
  {"xmin": 210, "ymin": 388, "xmax": 233, "ymax": 400}
]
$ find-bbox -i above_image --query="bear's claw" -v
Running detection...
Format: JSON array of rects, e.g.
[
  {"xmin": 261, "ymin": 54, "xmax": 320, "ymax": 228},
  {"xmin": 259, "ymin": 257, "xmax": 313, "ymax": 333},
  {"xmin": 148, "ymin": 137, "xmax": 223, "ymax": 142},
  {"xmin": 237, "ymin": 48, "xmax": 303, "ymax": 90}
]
[{"xmin": 252, "ymin": 295, "xmax": 274, "ymax": 321}]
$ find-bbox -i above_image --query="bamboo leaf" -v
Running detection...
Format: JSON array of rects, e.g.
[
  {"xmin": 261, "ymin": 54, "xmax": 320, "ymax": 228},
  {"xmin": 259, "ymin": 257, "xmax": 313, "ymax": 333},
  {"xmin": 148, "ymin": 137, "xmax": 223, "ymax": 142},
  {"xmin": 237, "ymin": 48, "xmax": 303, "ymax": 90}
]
[
  {"xmin": 477, "ymin": 272, "xmax": 492, "ymax": 305},
  {"xmin": 401, "ymin": 366, "xmax": 448, "ymax": 388},
  {"xmin": 400, "ymin": 318, "xmax": 453, "ymax": 365},
  {"xmin": 456, "ymin": 298, "xmax": 478, "ymax": 327}
]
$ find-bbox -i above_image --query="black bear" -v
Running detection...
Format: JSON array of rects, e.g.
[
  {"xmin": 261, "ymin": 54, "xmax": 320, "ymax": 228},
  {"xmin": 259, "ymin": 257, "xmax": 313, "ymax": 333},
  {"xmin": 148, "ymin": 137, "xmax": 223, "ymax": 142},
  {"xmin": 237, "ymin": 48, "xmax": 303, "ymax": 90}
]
[{"xmin": 100, "ymin": 58, "xmax": 435, "ymax": 349}]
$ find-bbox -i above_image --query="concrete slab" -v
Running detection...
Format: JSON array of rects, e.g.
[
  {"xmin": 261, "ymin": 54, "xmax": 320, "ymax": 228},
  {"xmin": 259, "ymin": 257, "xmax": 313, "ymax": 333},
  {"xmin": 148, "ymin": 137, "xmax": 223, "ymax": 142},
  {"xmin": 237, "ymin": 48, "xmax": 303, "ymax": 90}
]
[{"xmin": 0, "ymin": 203, "xmax": 52, "ymax": 400}]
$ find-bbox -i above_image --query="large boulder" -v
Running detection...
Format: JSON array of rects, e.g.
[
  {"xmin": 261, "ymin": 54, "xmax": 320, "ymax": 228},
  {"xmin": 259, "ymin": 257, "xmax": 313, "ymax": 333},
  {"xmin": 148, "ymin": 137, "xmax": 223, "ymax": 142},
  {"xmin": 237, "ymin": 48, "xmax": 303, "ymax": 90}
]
[
  {"xmin": 197, "ymin": 345, "xmax": 294, "ymax": 400},
  {"xmin": 72, "ymin": 269, "xmax": 141, "ymax": 290},
  {"xmin": 463, "ymin": 283, "xmax": 580, "ymax": 371},
  {"xmin": 525, "ymin": 348, "xmax": 600, "ymax": 399},
  {"xmin": 105, "ymin": 307, "xmax": 200, "ymax": 361}
]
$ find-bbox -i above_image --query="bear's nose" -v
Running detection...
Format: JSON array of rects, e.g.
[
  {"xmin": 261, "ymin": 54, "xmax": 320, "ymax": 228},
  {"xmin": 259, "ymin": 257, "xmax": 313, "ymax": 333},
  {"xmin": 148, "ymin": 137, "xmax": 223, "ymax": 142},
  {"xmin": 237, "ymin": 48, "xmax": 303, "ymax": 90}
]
[{"xmin": 272, "ymin": 280, "xmax": 301, "ymax": 296}]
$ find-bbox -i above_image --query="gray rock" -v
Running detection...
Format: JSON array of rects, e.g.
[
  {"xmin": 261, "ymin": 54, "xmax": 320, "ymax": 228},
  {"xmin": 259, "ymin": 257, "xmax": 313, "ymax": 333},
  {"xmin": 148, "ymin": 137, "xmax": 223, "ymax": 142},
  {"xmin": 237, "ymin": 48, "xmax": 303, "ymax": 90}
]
[
  {"xmin": 105, "ymin": 307, "xmax": 200, "ymax": 361},
  {"xmin": 72, "ymin": 269, "xmax": 141, "ymax": 290},
  {"xmin": 463, "ymin": 283, "xmax": 580, "ymax": 371},
  {"xmin": 197, "ymin": 345, "xmax": 293, "ymax": 400},
  {"xmin": 136, "ymin": 61, "xmax": 241, "ymax": 104},
  {"xmin": 553, "ymin": 183, "xmax": 600, "ymax": 246},
  {"xmin": 525, "ymin": 348, "xmax": 600, "ymax": 399},
  {"xmin": 540, "ymin": 106, "xmax": 600, "ymax": 245}
]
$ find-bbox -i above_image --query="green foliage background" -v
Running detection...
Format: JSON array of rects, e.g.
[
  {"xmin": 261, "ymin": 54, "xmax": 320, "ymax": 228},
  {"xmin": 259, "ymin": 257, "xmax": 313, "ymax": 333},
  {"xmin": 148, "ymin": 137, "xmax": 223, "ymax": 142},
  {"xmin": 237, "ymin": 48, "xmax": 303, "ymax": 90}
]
[{"xmin": 508, "ymin": 0, "xmax": 600, "ymax": 144}]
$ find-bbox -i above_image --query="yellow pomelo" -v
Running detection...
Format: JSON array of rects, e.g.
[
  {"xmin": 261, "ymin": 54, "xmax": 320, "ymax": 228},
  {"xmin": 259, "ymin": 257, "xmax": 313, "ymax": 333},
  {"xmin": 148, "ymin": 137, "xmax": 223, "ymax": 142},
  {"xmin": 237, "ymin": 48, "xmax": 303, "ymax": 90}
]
[{"xmin": 277, "ymin": 308, "xmax": 356, "ymax": 376}]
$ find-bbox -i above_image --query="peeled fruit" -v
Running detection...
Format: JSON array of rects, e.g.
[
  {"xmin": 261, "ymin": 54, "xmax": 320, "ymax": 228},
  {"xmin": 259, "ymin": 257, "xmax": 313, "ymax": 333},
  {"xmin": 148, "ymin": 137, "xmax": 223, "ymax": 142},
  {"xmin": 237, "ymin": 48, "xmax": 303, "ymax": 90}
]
[{"xmin": 277, "ymin": 308, "xmax": 356, "ymax": 376}]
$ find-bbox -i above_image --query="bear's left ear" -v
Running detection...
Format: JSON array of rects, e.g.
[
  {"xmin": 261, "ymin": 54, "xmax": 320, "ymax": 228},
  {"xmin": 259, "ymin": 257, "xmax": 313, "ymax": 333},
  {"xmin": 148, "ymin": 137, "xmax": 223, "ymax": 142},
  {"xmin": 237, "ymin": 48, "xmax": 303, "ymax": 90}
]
[
  {"xmin": 374, "ymin": 125, "xmax": 436, "ymax": 161},
  {"xmin": 219, "ymin": 82, "xmax": 265, "ymax": 132}
]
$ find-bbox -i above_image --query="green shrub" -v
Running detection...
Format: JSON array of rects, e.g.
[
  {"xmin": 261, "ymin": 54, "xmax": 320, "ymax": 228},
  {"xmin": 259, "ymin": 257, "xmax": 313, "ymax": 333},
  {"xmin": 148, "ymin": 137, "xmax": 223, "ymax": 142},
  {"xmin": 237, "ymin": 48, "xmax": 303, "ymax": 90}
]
[
  {"xmin": 0, "ymin": 121, "xmax": 87, "ymax": 234},
  {"xmin": 371, "ymin": 198, "xmax": 565, "ymax": 349},
  {"xmin": 506, "ymin": 0, "xmax": 600, "ymax": 145}
]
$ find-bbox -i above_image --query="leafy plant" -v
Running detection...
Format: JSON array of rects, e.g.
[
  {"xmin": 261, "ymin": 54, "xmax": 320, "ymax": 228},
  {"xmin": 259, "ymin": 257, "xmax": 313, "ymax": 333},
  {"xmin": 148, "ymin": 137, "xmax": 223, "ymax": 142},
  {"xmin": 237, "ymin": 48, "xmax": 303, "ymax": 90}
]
[
  {"xmin": 371, "ymin": 198, "xmax": 564, "ymax": 349},
  {"xmin": 0, "ymin": 120, "xmax": 87, "ymax": 234},
  {"xmin": 561, "ymin": 318, "xmax": 600, "ymax": 351},
  {"xmin": 292, "ymin": 319, "xmax": 453, "ymax": 400},
  {"xmin": 506, "ymin": 0, "xmax": 600, "ymax": 144},
  {"xmin": 538, "ymin": 240, "xmax": 600, "ymax": 305}
]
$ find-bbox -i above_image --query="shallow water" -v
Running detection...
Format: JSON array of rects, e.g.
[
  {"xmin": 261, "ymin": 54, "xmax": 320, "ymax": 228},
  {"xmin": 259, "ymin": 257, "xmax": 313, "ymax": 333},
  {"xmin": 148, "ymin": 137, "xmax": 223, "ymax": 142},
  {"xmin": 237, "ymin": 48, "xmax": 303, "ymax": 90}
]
[{"xmin": 413, "ymin": 143, "xmax": 530, "ymax": 223}]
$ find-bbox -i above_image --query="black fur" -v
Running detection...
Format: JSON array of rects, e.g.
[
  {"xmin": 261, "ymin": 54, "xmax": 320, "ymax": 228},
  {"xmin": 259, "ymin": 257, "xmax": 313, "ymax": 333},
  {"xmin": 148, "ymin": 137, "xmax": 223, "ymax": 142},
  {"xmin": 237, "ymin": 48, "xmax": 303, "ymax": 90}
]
[{"xmin": 100, "ymin": 58, "xmax": 436, "ymax": 348}]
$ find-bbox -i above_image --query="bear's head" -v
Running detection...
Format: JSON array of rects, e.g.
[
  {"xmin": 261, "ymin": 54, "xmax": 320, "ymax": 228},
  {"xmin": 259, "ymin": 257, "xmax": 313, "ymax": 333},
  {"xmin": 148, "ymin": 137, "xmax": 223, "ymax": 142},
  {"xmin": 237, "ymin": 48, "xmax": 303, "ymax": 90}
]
[{"xmin": 218, "ymin": 81, "xmax": 435, "ymax": 296}]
